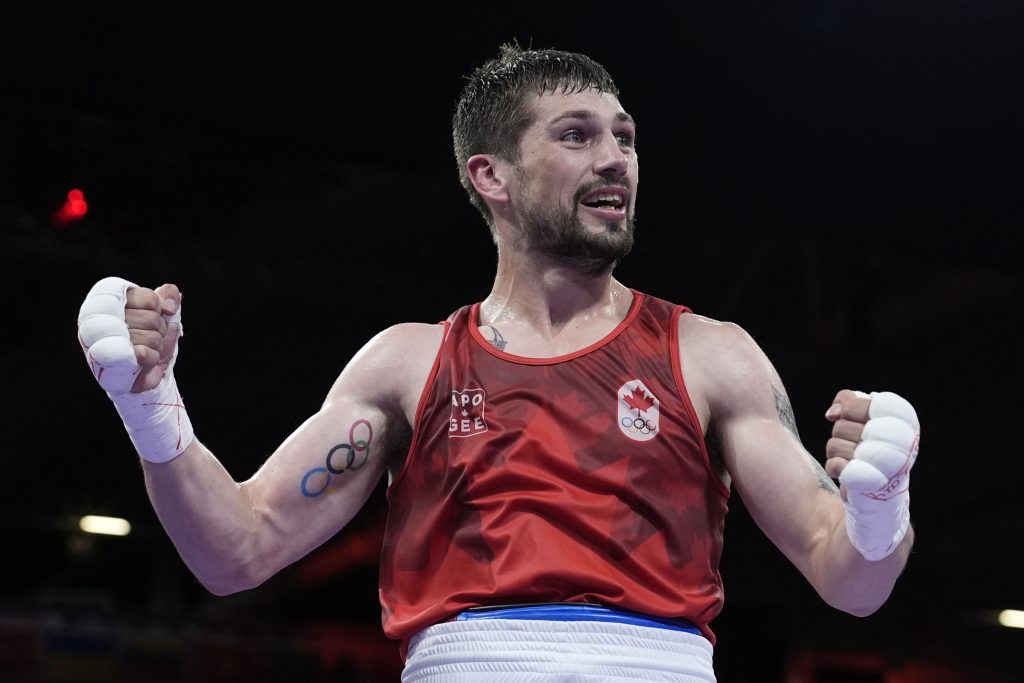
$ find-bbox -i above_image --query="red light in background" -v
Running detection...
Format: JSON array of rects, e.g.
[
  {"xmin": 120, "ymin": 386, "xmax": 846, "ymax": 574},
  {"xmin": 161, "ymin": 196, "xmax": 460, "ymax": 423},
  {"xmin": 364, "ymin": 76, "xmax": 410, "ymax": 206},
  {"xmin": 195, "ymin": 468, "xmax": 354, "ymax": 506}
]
[{"xmin": 53, "ymin": 188, "xmax": 89, "ymax": 227}]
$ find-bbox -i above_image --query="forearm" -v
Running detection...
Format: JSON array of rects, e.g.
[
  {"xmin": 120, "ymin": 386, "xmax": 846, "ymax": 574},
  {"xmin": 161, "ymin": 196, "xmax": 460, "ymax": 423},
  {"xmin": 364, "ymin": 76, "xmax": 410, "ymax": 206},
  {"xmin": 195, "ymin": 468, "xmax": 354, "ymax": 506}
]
[
  {"xmin": 812, "ymin": 513, "xmax": 914, "ymax": 616},
  {"xmin": 77, "ymin": 278, "xmax": 400, "ymax": 596},
  {"xmin": 143, "ymin": 439, "xmax": 269, "ymax": 595}
]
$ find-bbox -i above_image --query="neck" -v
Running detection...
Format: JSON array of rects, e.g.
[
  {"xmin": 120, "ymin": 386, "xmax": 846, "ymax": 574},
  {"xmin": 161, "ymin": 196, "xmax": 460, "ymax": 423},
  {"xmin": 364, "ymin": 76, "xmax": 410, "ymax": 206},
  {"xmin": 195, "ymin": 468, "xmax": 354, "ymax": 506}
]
[{"xmin": 481, "ymin": 245, "xmax": 631, "ymax": 335}]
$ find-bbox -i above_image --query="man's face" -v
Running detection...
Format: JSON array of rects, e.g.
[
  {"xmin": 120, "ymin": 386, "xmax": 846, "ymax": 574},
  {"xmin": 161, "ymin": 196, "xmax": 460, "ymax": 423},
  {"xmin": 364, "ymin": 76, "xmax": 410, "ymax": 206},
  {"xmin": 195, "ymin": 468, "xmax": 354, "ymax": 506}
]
[{"xmin": 509, "ymin": 88, "xmax": 639, "ymax": 272}]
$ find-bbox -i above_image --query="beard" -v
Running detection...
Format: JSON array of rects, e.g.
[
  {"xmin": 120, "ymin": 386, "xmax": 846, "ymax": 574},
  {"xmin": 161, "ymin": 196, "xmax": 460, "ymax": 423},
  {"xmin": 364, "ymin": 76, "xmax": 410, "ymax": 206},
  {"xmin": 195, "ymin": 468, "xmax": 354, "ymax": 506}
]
[{"xmin": 513, "ymin": 180, "xmax": 636, "ymax": 276}]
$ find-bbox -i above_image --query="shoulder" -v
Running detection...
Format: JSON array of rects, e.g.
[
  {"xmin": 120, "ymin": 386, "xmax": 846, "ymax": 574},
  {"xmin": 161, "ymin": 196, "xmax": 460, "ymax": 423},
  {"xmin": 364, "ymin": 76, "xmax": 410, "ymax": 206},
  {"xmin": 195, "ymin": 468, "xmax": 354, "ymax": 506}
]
[
  {"xmin": 677, "ymin": 312, "xmax": 778, "ymax": 417},
  {"xmin": 677, "ymin": 311, "xmax": 761, "ymax": 364},
  {"xmin": 360, "ymin": 322, "xmax": 446, "ymax": 358},
  {"xmin": 326, "ymin": 322, "xmax": 445, "ymax": 412}
]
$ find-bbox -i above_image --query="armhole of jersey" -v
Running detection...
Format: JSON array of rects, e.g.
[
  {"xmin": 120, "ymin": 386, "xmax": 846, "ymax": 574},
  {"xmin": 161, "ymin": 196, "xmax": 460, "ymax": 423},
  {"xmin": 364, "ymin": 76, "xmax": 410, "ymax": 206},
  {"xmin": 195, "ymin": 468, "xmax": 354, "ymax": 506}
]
[
  {"xmin": 387, "ymin": 319, "xmax": 450, "ymax": 497},
  {"xmin": 670, "ymin": 306, "xmax": 732, "ymax": 499}
]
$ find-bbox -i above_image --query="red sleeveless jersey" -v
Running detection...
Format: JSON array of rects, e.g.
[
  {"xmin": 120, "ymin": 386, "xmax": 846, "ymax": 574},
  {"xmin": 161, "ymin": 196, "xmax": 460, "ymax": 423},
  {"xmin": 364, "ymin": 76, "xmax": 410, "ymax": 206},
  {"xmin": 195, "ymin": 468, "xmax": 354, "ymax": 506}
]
[{"xmin": 379, "ymin": 291, "xmax": 730, "ymax": 656}]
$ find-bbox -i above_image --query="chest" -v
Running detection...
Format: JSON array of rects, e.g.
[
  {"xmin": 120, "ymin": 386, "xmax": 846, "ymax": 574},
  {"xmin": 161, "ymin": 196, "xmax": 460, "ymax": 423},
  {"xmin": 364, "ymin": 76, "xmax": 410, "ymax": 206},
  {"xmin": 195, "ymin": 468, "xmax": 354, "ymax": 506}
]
[
  {"xmin": 439, "ymin": 337, "xmax": 697, "ymax": 464},
  {"xmin": 476, "ymin": 318, "xmax": 625, "ymax": 359}
]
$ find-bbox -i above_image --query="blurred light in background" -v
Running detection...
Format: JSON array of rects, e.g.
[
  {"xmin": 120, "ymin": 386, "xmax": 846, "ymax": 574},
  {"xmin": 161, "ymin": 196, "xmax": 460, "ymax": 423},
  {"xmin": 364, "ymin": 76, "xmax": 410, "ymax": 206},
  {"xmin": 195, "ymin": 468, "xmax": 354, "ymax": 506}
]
[
  {"xmin": 53, "ymin": 188, "xmax": 88, "ymax": 227},
  {"xmin": 79, "ymin": 515, "xmax": 131, "ymax": 537},
  {"xmin": 998, "ymin": 609, "xmax": 1024, "ymax": 629}
]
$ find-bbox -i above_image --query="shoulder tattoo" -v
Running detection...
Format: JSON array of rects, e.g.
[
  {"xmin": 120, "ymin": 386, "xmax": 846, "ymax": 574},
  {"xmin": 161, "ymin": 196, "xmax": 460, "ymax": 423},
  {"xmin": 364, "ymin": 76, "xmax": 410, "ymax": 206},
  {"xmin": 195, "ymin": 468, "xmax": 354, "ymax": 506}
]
[{"xmin": 485, "ymin": 326, "xmax": 507, "ymax": 351}]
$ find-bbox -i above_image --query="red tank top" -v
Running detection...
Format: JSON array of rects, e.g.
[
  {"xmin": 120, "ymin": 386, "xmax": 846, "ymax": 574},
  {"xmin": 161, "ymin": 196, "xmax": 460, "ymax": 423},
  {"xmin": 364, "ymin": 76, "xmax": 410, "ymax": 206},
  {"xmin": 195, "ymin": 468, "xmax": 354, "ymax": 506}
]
[{"xmin": 379, "ymin": 291, "xmax": 730, "ymax": 656}]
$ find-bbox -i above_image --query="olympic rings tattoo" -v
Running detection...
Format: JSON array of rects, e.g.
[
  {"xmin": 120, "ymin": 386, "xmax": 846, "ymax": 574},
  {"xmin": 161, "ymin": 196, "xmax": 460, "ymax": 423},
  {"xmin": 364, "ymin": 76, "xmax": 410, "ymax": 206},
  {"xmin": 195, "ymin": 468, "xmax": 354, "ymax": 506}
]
[
  {"xmin": 300, "ymin": 419, "xmax": 373, "ymax": 498},
  {"xmin": 621, "ymin": 416, "xmax": 656, "ymax": 435}
]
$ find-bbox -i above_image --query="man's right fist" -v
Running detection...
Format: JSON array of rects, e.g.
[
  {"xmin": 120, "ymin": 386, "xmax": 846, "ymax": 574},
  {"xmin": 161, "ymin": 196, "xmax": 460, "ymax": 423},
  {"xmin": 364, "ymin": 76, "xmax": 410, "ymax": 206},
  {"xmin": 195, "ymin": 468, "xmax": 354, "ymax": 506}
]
[
  {"xmin": 77, "ymin": 277, "xmax": 194, "ymax": 462},
  {"xmin": 77, "ymin": 277, "xmax": 183, "ymax": 393},
  {"xmin": 125, "ymin": 282, "xmax": 182, "ymax": 393}
]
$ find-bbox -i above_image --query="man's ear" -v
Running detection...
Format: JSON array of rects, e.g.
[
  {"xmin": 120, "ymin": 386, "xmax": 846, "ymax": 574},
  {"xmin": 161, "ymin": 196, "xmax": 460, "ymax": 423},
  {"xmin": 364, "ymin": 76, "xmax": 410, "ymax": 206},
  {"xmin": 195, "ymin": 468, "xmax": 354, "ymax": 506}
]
[{"xmin": 467, "ymin": 154, "xmax": 511, "ymax": 209}]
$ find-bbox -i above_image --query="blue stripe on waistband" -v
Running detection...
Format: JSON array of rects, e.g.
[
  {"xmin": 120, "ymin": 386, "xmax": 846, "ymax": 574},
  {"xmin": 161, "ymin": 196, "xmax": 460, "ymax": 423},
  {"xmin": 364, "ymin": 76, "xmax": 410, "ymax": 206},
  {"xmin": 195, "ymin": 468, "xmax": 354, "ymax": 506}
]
[{"xmin": 455, "ymin": 603, "xmax": 702, "ymax": 635}]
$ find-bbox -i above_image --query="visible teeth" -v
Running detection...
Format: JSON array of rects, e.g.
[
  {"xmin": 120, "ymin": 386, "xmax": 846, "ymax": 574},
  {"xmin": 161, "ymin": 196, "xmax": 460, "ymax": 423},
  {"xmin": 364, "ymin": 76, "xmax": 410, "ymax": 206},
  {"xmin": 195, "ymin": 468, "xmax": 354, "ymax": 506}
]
[{"xmin": 585, "ymin": 192, "xmax": 624, "ymax": 207}]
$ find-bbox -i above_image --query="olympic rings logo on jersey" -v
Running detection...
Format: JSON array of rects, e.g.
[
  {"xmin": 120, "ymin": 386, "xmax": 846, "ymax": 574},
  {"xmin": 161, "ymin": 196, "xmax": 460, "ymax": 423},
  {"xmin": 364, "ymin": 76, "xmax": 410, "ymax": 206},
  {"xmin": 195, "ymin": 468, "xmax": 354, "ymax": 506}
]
[
  {"xmin": 300, "ymin": 419, "xmax": 373, "ymax": 498},
  {"xmin": 621, "ymin": 416, "xmax": 657, "ymax": 435},
  {"xmin": 617, "ymin": 380, "xmax": 660, "ymax": 443}
]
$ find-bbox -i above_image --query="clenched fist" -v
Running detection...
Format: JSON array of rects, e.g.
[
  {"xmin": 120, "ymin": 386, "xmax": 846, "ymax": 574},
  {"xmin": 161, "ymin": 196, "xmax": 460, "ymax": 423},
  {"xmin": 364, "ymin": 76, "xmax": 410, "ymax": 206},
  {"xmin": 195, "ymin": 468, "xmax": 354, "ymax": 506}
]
[
  {"xmin": 77, "ymin": 277, "xmax": 193, "ymax": 462},
  {"xmin": 78, "ymin": 277, "xmax": 183, "ymax": 393},
  {"xmin": 825, "ymin": 390, "xmax": 920, "ymax": 560}
]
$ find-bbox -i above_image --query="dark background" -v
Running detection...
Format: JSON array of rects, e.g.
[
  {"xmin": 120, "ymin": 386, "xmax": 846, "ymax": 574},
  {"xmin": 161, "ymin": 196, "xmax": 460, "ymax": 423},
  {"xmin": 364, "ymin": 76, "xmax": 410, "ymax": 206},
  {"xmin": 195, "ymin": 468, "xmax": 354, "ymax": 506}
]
[{"xmin": 1, "ymin": 2, "xmax": 1021, "ymax": 681}]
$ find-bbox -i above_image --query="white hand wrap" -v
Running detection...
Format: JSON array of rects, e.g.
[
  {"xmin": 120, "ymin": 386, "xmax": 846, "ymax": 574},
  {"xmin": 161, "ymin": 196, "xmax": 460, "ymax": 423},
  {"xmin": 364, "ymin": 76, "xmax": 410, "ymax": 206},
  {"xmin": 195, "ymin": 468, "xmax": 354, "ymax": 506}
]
[
  {"xmin": 839, "ymin": 391, "xmax": 919, "ymax": 561},
  {"xmin": 77, "ymin": 276, "xmax": 194, "ymax": 463}
]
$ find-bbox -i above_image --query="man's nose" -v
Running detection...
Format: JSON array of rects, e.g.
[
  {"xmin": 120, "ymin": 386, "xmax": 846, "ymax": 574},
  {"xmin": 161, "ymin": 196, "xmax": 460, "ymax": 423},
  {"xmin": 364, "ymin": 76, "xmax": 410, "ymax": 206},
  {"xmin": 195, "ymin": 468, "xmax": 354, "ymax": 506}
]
[{"xmin": 593, "ymin": 132, "xmax": 629, "ymax": 179}]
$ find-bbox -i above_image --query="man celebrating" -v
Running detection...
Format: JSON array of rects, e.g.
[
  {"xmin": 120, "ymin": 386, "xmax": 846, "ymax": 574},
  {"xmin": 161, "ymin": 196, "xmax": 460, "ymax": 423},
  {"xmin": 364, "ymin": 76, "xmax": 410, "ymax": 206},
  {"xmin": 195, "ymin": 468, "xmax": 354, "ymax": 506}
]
[{"xmin": 77, "ymin": 45, "xmax": 919, "ymax": 682}]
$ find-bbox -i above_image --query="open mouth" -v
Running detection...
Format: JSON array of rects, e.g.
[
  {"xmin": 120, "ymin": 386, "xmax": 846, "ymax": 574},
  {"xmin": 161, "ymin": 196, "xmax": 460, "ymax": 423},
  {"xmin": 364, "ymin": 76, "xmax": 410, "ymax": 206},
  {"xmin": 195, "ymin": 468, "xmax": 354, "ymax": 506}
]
[{"xmin": 580, "ymin": 188, "xmax": 628, "ymax": 219}]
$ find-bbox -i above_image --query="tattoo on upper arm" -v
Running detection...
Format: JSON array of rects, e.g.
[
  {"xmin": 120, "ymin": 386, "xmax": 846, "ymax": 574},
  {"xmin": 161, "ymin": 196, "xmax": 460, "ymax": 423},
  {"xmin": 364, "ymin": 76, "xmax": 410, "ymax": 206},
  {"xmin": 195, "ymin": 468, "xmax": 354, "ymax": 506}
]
[
  {"xmin": 299, "ymin": 419, "xmax": 374, "ymax": 498},
  {"xmin": 809, "ymin": 454, "xmax": 840, "ymax": 495},
  {"xmin": 772, "ymin": 385, "xmax": 801, "ymax": 442},
  {"xmin": 485, "ymin": 326, "xmax": 507, "ymax": 351},
  {"xmin": 772, "ymin": 386, "xmax": 835, "ymax": 493},
  {"xmin": 770, "ymin": 385, "xmax": 835, "ymax": 491}
]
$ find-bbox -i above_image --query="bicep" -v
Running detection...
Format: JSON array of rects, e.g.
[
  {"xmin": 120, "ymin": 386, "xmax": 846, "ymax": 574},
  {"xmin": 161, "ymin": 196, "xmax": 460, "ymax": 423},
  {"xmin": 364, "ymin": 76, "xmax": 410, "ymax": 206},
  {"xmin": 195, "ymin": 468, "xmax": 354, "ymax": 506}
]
[
  {"xmin": 240, "ymin": 396, "xmax": 394, "ymax": 573},
  {"xmin": 703, "ymin": 326, "xmax": 840, "ymax": 570},
  {"xmin": 721, "ymin": 411, "xmax": 839, "ymax": 566},
  {"xmin": 234, "ymin": 323, "xmax": 438, "ymax": 576}
]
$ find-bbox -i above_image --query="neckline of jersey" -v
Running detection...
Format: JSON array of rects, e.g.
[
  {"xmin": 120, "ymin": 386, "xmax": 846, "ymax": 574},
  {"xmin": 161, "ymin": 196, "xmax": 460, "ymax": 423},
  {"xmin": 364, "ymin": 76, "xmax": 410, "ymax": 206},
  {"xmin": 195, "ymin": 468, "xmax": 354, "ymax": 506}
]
[{"xmin": 468, "ymin": 290, "xmax": 644, "ymax": 366}]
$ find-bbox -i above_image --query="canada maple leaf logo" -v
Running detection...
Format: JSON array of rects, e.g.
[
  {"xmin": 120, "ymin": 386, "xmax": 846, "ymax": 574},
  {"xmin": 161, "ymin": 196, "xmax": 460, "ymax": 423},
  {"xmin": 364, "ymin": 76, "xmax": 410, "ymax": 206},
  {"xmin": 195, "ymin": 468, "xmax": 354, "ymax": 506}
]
[
  {"xmin": 622, "ymin": 385, "xmax": 656, "ymax": 414},
  {"xmin": 617, "ymin": 380, "xmax": 660, "ymax": 442}
]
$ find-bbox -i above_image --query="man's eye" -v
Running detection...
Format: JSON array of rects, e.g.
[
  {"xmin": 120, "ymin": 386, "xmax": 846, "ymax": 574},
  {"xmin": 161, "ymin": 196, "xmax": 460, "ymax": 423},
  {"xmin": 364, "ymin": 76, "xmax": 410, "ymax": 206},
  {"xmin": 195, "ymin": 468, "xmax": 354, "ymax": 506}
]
[
  {"xmin": 561, "ymin": 130, "xmax": 584, "ymax": 143},
  {"xmin": 615, "ymin": 133, "xmax": 635, "ymax": 147}
]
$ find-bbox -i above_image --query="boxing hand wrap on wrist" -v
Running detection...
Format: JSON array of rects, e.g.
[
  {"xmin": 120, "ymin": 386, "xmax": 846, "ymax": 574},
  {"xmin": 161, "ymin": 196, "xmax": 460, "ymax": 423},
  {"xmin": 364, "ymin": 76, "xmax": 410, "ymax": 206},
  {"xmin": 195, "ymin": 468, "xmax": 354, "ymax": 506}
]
[
  {"xmin": 78, "ymin": 277, "xmax": 194, "ymax": 463},
  {"xmin": 108, "ymin": 369, "xmax": 193, "ymax": 463},
  {"xmin": 839, "ymin": 391, "xmax": 919, "ymax": 561}
]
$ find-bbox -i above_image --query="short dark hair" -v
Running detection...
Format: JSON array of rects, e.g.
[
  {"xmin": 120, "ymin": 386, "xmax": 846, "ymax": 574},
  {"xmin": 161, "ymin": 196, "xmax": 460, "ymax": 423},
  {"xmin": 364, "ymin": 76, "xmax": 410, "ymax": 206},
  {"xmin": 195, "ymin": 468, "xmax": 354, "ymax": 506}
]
[{"xmin": 452, "ymin": 43, "xmax": 621, "ymax": 228}]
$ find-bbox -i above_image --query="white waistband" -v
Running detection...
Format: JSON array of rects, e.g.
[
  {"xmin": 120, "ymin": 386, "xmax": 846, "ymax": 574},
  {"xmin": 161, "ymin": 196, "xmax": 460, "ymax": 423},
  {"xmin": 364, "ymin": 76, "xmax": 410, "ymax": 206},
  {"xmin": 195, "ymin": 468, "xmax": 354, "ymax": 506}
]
[{"xmin": 403, "ymin": 618, "xmax": 716, "ymax": 682}]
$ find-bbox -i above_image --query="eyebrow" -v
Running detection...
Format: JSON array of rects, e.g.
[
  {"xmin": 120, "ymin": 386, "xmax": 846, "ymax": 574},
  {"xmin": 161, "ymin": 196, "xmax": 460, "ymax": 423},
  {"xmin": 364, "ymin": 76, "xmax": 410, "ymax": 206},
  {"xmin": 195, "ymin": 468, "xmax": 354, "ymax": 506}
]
[{"xmin": 547, "ymin": 110, "xmax": 636, "ymax": 127}]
